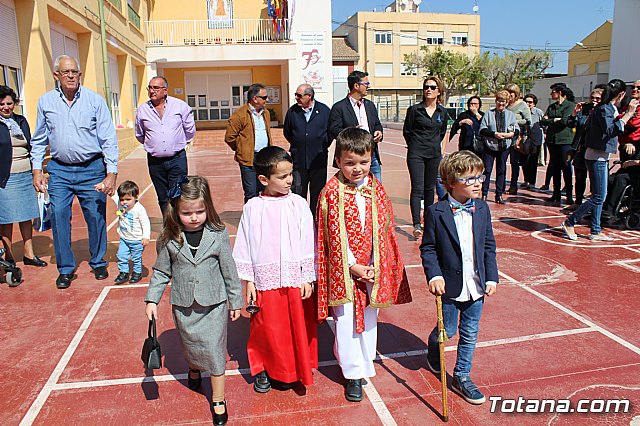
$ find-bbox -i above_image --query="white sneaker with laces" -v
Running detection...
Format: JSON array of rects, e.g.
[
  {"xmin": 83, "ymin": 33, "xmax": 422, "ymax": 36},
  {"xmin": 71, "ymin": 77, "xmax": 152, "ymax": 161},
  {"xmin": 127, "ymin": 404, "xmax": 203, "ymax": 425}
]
[{"xmin": 588, "ymin": 233, "xmax": 614, "ymax": 242}]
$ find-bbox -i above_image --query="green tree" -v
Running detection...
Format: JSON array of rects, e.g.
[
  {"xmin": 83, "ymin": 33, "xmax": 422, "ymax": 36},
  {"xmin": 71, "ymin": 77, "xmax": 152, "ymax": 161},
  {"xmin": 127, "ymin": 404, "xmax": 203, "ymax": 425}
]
[
  {"xmin": 404, "ymin": 47, "xmax": 482, "ymax": 104},
  {"xmin": 479, "ymin": 49, "xmax": 553, "ymax": 95}
]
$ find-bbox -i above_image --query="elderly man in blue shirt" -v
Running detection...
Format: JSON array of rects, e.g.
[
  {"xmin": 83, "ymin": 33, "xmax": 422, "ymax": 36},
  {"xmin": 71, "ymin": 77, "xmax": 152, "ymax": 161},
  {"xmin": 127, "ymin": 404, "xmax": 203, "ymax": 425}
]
[{"xmin": 31, "ymin": 55, "xmax": 119, "ymax": 289}]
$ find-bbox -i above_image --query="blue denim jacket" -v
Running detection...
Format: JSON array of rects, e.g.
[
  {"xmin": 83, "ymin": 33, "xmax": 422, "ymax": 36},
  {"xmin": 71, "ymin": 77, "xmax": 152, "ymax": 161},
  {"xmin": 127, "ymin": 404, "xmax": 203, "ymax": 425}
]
[{"xmin": 584, "ymin": 102, "xmax": 625, "ymax": 154}]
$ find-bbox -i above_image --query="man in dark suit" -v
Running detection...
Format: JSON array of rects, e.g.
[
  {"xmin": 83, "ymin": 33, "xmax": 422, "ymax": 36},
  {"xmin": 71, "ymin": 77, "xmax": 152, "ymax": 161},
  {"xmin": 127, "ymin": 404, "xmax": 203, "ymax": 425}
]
[
  {"xmin": 283, "ymin": 84, "xmax": 330, "ymax": 216},
  {"xmin": 328, "ymin": 70, "xmax": 383, "ymax": 181}
]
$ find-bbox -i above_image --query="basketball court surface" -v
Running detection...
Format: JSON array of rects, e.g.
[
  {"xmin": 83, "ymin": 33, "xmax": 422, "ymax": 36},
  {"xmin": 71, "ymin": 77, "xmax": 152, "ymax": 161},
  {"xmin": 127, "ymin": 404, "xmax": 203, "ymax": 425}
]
[{"xmin": 2, "ymin": 129, "xmax": 640, "ymax": 425}]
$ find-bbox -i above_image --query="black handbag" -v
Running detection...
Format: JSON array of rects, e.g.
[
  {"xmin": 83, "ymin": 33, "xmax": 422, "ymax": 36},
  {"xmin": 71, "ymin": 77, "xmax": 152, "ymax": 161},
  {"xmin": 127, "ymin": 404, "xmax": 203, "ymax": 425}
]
[{"xmin": 141, "ymin": 317, "xmax": 162, "ymax": 369}]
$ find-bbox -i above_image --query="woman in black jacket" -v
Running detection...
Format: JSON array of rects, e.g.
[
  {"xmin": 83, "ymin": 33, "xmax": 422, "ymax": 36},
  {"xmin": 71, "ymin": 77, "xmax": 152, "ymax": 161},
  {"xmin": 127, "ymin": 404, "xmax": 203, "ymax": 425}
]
[
  {"xmin": 403, "ymin": 76, "xmax": 449, "ymax": 238},
  {"xmin": 0, "ymin": 86, "xmax": 47, "ymax": 267},
  {"xmin": 450, "ymin": 96, "xmax": 484, "ymax": 156}
]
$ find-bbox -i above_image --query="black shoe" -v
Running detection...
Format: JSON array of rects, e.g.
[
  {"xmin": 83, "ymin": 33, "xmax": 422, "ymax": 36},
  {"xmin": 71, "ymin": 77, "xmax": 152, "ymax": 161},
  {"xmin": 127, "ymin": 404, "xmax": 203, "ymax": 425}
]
[
  {"xmin": 539, "ymin": 185, "xmax": 550, "ymax": 191},
  {"xmin": 253, "ymin": 371, "xmax": 271, "ymax": 393},
  {"xmin": 187, "ymin": 368, "xmax": 202, "ymax": 390},
  {"xmin": 345, "ymin": 379, "xmax": 363, "ymax": 402},
  {"xmin": 566, "ymin": 197, "xmax": 575, "ymax": 205},
  {"xmin": 56, "ymin": 274, "xmax": 72, "ymax": 289},
  {"xmin": 547, "ymin": 195, "xmax": 561, "ymax": 203},
  {"xmin": 494, "ymin": 195, "xmax": 506, "ymax": 204},
  {"xmin": 129, "ymin": 272, "xmax": 143, "ymax": 283},
  {"xmin": 93, "ymin": 266, "xmax": 109, "ymax": 280},
  {"xmin": 212, "ymin": 400, "xmax": 228, "ymax": 425},
  {"xmin": 114, "ymin": 272, "xmax": 129, "ymax": 284},
  {"xmin": 507, "ymin": 187, "xmax": 517, "ymax": 195},
  {"xmin": 23, "ymin": 256, "xmax": 47, "ymax": 267}
]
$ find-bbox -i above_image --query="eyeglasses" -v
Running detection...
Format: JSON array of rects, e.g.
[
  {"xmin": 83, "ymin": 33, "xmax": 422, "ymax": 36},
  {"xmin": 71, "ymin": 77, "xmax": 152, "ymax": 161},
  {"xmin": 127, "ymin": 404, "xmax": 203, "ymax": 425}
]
[
  {"xmin": 357, "ymin": 81, "xmax": 371, "ymax": 86},
  {"xmin": 424, "ymin": 84, "xmax": 439, "ymax": 91},
  {"xmin": 550, "ymin": 89, "xmax": 558, "ymax": 94},
  {"xmin": 590, "ymin": 96, "xmax": 601, "ymax": 101},
  {"xmin": 525, "ymin": 100, "xmax": 535, "ymax": 104},
  {"xmin": 294, "ymin": 93, "xmax": 309, "ymax": 98},
  {"xmin": 148, "ymin": 86, "xmax": 167, "ymax": 91},
  {"xmin": 469, "ymin": 102, "xmax": 480, "ymax": 106},
  {"xmin": 633, "ymin": 86, "xmax": 640, "ymax": 90},
  {"xmin": 456, "ymin": 175, "xmax": 486, "ymax": 185},
  {"xmin": 59, "ymin": 70, "xmax": 80, "ymax": 77},
  {"xmin": 255, "ymin": 95, "xmax": 269, "ymax": 100}
]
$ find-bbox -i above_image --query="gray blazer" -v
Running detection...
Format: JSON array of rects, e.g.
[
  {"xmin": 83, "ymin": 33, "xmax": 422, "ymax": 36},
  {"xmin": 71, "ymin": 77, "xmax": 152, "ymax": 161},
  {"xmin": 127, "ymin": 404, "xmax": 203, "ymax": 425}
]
[{"xmin": 145, "ymin": 226, "xmax": 244, "ymax": 310}]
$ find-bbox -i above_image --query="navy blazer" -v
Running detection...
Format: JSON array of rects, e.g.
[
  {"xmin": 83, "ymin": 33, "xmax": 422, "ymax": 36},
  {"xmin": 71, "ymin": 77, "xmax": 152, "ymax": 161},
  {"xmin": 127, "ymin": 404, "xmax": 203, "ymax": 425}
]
[
  {"xmin": 283, "ymin": 100, "xmax": 331, "ymax": 169},
  {"xmin": 420, "ymin": 196, "xmax": 498, "ymax": 299},
  {"xmin": 584, "ymin": 102, "xmax": 625, "ymax": 154},
  {"xmin": 0, "ymin": 114, "xmax": 32, "ymax": 188},
  {"xmin": 328, "ymin": 96, "xmax": 383, "ymax": 164}
]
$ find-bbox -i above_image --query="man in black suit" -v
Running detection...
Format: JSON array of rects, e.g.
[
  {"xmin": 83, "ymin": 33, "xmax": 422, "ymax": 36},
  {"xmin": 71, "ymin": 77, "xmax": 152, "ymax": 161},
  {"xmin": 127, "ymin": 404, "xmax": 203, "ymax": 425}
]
[
  {"xmin": 283, "ymin": 84, "xmax": 330, "ymax": 216},
  {"xmin": 328, "ymin": 70, "xmax": 383, "ymax": 181}
]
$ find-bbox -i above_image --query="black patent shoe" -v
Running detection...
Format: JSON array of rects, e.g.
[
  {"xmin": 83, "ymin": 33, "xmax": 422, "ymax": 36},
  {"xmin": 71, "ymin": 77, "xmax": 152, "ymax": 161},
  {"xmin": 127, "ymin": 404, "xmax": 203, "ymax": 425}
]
[
  {"xmin": 188, "ymin": 368, "xmax": 202, "ymax": 390},
  {"xmin": 212, "ymin": 400, "xmax": 228, "ymax": 425},
  {"xmin": 494, "ymin": 195, "xmax": 506, "ymax": 205},
  {"xmin": 93, "ymin": 266, "xmax": 109, "ymax": 280},
  {"xmin": 253, "ymin": 370, "xmax": 271, "ymax": 393},
  {"xmin": 345, "ymin": 379, "xmax": 363, "ymax": 402},
  {"xmin": 129, "ymin": 272, "xmax": 143, "ymax": 283},
  {"xmin": 23, "ymin": 256, "xmax": 47, "ymax": 267},
  {"xmin": 114, "ymin": 272, "xmax": 129, "ymax": 284},
  {"xmin": 56, "ymin": 274, "xmax": 72, "ymax": 289}
]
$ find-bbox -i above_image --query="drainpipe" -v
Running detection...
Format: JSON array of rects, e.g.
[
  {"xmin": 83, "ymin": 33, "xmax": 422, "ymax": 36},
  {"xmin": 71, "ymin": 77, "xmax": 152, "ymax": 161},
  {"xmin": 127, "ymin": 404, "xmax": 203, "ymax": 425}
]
[{"xmin": 98, "ymin": 0, "xmax": 112, "ymax": 112}]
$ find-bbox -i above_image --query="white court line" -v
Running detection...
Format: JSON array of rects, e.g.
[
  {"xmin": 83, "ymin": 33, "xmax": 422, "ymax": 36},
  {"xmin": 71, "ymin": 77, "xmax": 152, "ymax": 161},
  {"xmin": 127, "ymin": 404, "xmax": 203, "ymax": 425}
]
[
  {"xmin": 44, "ymin": 327, "xmax": 594, "ymax": 392},
  {"xmin": 499, "ymin": 271, "xmax": 640, "ymax": 356},
  {"xmin": 20, "ymin": 287, "xmax": 111, "ymax": 426},
  {"xmin": 106, "ymin": 183, "xmax": 155, "ymax": 232},
  {"xmin": 531, "ymin": 225, "xmax": 640, "ymax": 248}
]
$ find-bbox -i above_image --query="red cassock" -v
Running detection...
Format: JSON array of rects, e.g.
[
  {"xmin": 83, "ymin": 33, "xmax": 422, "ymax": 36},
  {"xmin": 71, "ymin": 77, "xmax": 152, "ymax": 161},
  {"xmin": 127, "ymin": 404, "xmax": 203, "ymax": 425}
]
[
  {"xmin": 247, "ymin": 287, "xmax": 318, "ymax": 385},
  {"xmin": 316, "ymin": 172, "xmax": 412, "ymax": 333}
]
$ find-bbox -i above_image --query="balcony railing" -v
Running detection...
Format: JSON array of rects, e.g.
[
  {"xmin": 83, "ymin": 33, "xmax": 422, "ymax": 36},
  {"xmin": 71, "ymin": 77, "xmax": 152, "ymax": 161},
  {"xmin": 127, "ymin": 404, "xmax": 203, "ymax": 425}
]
[
  {"xmin": 128, "ymin": 5, "xmax": 141, "ymax": 29},
  {"xmin": 146, "ymin": 19, "xmax": 291, "ymax": 47}
]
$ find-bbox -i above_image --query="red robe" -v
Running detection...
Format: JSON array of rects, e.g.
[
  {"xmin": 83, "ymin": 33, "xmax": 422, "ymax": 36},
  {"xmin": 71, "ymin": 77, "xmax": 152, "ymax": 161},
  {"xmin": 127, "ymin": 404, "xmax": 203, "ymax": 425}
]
[{"xmin": 316, "ymin": 172, "xmax": 412, "ymax": 333}]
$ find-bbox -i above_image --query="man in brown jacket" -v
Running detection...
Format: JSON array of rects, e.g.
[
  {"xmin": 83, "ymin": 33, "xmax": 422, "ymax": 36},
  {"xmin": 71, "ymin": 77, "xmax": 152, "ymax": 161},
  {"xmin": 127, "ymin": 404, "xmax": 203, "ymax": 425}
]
[{"xmin": 224, "ymin": 83, "xmax": 272, "ymax": 203}]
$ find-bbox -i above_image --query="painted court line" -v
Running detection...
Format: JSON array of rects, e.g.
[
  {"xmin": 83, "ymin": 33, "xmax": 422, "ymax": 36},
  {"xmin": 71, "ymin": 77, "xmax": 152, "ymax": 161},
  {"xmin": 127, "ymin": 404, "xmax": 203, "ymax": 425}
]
[
  {"xmin": 499, "ymin": 271, "xmax": 640, "ymax": 356},
  {"xmin": 20, "ymin": 287, "xmax": 111, "ymax": 426},
  {"xmin": 106, "ymin": 183, "xmax": 154, "ymax": 232}
]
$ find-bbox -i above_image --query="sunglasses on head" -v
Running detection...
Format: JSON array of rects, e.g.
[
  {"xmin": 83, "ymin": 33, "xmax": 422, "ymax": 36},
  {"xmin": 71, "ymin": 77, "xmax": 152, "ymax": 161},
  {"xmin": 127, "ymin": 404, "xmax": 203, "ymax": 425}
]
[{"xmin": 424, "ymin": 84, "xmax": 438, "ymax": 91}]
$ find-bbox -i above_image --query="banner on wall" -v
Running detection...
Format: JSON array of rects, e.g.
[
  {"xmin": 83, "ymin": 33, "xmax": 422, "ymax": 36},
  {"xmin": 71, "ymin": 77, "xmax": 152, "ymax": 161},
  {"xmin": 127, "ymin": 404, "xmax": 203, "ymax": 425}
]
[
  {"xmin": 207, "ymin": 0, "xmax": 233, "ymax": 28},
  {"xmin": 298, "ymin": 32, "xmax": 325, "ymax": 92}
]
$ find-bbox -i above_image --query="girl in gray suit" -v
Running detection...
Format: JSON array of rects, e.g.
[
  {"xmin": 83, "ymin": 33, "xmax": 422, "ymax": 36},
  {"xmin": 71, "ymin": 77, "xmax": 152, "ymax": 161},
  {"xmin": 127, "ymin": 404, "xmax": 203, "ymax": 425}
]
[{"xmin": 145, "ymin": 176, "xmax": 243, "ymax": 425}]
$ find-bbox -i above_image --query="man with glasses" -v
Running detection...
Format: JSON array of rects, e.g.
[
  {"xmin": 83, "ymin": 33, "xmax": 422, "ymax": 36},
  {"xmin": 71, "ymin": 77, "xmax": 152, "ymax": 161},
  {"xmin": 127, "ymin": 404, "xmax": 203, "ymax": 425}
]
[
  {"xmin": 328, "ymin": 70, "xmax": 384, "ymax": 181},
  {"xmin": 135, "ymin": 76, "xmax": 195, "ymax": 214},
  {"xmin": 31, "ymin": 55, "xmax": 119, "ymax": 289},
  {"xmin": 283, "ymin": 84, "xmax": 330, "ymax": 216},
  {"xmin": 225, "ymin": 83, "xmax": 272, "ymax": 203}
]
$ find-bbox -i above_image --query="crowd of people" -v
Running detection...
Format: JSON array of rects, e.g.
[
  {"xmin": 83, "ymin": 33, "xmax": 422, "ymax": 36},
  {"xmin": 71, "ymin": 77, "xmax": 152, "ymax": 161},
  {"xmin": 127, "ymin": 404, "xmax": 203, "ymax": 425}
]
[{"xmin": 2, "ymin": 58, "xmax": 640, "ymax": 423}]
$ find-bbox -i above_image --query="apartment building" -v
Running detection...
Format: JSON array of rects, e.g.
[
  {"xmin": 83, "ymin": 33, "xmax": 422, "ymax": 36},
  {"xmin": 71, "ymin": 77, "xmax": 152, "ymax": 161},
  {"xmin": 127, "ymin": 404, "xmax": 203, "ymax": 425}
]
[
  {"xmin": 3, "ymin": 0, "xmax": 148, "ymax": 141},
  {"xmin": 332, "ymin": 0, "xmax": 479, "ymax": 121},
  {"xmin": 145, "ymin": 0, "xmax": 333, "ymax": 128}
]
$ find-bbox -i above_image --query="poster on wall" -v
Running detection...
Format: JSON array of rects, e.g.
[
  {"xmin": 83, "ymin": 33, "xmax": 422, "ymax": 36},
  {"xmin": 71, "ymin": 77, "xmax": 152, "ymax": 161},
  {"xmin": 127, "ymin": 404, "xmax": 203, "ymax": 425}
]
[
  {"xmin": 298, "ymin": 32, "xmax": 325, "ymax": 92},
  {"xmin": 207, "ymin": 0, "xmax": 233, "ymax": 28}
]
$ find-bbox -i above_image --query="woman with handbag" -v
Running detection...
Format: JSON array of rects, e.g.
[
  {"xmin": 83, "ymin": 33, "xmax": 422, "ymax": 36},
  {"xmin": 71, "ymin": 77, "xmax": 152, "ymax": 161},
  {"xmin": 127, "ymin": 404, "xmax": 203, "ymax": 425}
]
[
  {"xmin": 505, "ymin": 84, "xmax": 532, "ymax": 196},
  {"xmin": 479, "ymin": 90, "xmax": 519, "ymax": 204},
  {"xmin": 450, "ymin": 96, "xmax": 484, "ymax": 156},
  {"xmin": 0, "ymin": 85, "xmax": 47, "ymax": 268},
  {"xmin": 403, "ymin": 76, "xmax": 449, "ymax": 238}
]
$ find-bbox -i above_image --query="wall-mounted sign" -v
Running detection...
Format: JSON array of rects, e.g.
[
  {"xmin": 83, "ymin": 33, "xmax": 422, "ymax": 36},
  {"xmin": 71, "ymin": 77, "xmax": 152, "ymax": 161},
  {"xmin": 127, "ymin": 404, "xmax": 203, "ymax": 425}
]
[{"xmin": 266, "ymin": 86, "xmax": 281, "ymax": 104}]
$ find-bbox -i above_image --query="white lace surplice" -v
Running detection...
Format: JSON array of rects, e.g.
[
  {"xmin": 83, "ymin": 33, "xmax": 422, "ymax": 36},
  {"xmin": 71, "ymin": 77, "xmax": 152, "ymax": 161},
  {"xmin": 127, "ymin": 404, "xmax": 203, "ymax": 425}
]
[{"xmin": 233, "ymin": 192, "xmax": 316, "ymax": 291}]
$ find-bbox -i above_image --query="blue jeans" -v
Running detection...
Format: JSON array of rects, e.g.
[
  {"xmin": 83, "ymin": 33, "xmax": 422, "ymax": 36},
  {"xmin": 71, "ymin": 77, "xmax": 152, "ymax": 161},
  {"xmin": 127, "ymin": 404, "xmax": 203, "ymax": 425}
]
[
  {"xmin": 239, "ymin": 153, "xmax": 264, "ymax": 203},
  {"xmin": 147, "ymin": 149, "xmax": 188, "ymax": 214},
  {"xmin": 47, "ymin": 157, "xmax": 107, "ymax": 274},
  {"xmin": 370, "ymin": 155, "xmax": 382, "ymax": 182},
  {"xmin": 567, "ymin": 159, "xmax": 608, "ymax": 234},
  {"xmin": 428, "ymin": 297, "xmax": 484, "ymax": 377},
  {"xmin": 117, "ymin": 238, "xmax": 144, "ymax": 273}
]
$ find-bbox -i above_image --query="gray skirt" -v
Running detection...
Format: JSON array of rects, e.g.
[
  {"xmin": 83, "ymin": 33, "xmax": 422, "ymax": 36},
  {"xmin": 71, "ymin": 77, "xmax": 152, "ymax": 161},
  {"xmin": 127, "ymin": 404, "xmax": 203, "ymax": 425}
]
[
  {"xmin": 0, "ymin": 171, "xmax": 39, "ymax": 224},
  {"xmin": 172, "ymin": 301, "xmax": 228, "ymax": 375}
]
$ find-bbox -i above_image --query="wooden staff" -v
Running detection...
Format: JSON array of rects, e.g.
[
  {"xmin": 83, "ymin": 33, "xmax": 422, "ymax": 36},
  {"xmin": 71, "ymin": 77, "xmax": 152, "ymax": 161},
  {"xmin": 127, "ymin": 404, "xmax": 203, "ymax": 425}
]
[{"xmin": 436, "ymin": 295, "xmax": 449, "ymax": 422}]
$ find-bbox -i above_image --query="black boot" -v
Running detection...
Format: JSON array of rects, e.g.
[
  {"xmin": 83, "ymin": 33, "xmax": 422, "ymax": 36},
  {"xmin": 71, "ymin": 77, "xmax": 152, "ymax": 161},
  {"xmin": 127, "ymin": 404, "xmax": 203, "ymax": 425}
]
[{"xmin": 345, "ymin": 379, "xmax": 363, "ymax": 402}]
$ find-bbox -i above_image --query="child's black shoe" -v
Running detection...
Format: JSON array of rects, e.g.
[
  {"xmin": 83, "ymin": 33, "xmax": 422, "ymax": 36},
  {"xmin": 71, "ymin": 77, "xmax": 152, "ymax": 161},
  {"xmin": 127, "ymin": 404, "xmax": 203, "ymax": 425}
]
[
  {"xmin": 129, "ymin": 272, "xmax": 143, "ymax": 283},
  {"xmin": 253, "ymin": 371, "xmax": 271, "ymax": 393},
  {"xmin": 114, "ymin": 272, "xmax": 129, "ymax": 284},
  {"xmin": 451, "ymin": 376, "xmax": 486, "ymax": 405}
]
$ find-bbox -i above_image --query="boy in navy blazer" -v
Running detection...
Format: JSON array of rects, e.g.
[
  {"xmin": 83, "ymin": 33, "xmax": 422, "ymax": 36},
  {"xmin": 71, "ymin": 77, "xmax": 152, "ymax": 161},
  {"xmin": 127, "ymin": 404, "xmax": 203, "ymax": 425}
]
[{"xmin": 420, "ymin": 150, "xmax": 498, "ymax": 405}]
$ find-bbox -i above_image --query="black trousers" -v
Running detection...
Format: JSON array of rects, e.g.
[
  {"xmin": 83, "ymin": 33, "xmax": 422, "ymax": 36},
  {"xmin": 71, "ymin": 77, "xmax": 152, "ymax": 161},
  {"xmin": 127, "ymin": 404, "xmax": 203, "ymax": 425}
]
[
  {"xmin": 482, "ymin": 148, "xmax": 510, "ymax": 197},
  {"xmin": 548, "ymin": 144, "xmax": 573, "ymax": 199},
  {"xmin": 521, "ymin": 146, "xmax": 539, "ymax": 186},
  {"xmin": 292, "ymin": 165, "xmax": 327, "ymax": 218},
  {"xmin": 407, "ymin": 154, "xmax": 440, "ymax": 226},
  {"xmin": 147, "ymin": 149, "xmax": 188, "ymax": 215}
]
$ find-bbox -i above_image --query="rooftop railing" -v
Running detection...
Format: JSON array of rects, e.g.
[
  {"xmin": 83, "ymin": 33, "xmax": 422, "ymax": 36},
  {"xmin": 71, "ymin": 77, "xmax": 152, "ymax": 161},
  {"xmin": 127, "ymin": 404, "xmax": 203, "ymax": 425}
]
[{"xmin": 146, "ymin": 19, "xmax": 291, "ymax": 47}]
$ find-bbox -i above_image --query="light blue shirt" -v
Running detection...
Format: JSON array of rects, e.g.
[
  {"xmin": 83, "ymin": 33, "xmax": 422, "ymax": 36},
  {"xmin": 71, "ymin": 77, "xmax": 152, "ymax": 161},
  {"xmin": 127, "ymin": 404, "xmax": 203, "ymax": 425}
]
[
  {"xmin": 303, "ymin": 100, "xmax": 315, "ymax": 122},
  {"xmin": 250, "ymin": 105, "xmax": 269, "ymax": 152},
  {"xmin": 31, "ymin": 86, "xmax": 118, "ymax": 173}
]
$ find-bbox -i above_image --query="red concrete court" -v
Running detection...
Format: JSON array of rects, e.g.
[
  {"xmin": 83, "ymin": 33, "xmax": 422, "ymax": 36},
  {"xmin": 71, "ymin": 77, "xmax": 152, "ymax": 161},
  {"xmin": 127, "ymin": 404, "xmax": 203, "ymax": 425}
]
[{"xmin": 2, "ymin": 129, "xmax": 640, "ymax": 425}]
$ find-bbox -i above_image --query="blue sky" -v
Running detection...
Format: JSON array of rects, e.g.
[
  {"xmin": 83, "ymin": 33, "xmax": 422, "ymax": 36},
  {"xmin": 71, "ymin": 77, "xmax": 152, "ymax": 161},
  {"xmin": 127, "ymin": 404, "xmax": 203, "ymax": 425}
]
[{"xmin": 331, "ymin": 0, "xmax": 615, "ymax": 73}]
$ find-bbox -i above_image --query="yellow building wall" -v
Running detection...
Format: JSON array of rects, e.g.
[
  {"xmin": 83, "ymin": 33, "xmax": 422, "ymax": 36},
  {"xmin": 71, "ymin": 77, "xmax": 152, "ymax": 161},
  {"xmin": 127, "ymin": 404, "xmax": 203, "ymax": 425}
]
[
  {"xmin": 15, "ymin": 0, "xmax": 148, "ymax": 129},
  {"xmin": 150, "ymin": 0, "xmax": 267, "ymax": 20},
  {"xmin": 568, "ymin": 20, "xmax": 612, "ymax": 76},
  {"xmin": 156, "ymin": 65, "xmax": 283, "ymax": 128}
]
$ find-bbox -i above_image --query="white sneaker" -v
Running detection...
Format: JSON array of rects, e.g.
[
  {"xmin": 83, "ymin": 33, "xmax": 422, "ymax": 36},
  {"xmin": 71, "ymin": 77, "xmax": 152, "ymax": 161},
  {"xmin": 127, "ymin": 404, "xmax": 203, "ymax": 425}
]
[{"xmin": 588, "ymin": 233, "xmax": 614, "ymax": 242}]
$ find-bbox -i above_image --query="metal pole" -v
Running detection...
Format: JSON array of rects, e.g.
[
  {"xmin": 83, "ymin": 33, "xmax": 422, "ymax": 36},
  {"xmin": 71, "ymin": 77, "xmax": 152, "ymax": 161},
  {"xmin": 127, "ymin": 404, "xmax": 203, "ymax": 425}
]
[{"xmin": 98, "ymin": 0, "xmax": 112, "ymax": 112}]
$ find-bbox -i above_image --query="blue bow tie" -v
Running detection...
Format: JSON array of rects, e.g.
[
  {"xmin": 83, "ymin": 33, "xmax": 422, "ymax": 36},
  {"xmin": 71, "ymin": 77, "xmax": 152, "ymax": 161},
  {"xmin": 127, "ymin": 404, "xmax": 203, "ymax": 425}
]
[{"xmin": 451, "ymin": 200, "xmax": 475, "ymax": 216}]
